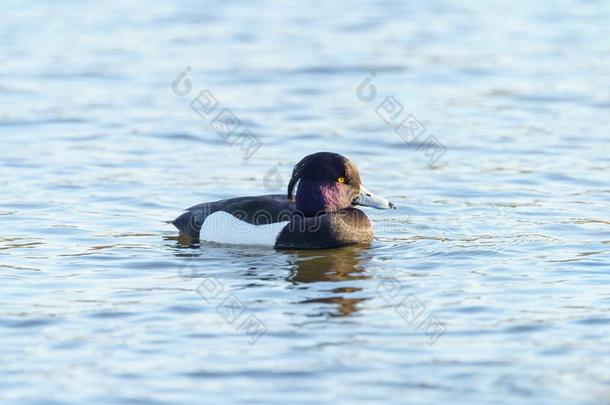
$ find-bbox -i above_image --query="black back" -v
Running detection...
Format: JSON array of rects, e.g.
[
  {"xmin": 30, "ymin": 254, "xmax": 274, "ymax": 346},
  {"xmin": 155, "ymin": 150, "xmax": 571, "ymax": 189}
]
[
  {"xmin": 173, "ymin": 194, "xmax": 297, "ymax": 239},
  {"xmin": 172, "ymin": 197, "xmax": 373, "ymax": 249}
]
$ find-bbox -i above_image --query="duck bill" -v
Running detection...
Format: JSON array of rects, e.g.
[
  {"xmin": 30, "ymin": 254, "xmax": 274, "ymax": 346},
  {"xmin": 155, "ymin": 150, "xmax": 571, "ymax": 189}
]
[{"xmin": 353, "ymin": 185, "xmax": 395, "ymax": 209}]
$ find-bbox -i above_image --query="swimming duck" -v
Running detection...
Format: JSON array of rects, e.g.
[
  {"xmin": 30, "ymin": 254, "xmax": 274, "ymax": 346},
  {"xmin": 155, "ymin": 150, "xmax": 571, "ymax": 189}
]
[{"xmin": 173, "ymin": 152, "xmax": 394, "ymax": 249}]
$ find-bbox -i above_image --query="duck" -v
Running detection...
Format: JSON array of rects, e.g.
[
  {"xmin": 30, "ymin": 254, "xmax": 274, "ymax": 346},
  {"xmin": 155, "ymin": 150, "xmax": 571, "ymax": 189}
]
[{"xmin": 173, "ymin": 151, "xmax": 394, "ymax": 249}]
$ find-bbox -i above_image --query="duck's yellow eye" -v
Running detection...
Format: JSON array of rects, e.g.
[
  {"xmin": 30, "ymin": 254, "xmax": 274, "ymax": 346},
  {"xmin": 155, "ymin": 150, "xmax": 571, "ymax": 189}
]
[{"xmin": 337, "ymin": 177, "xmax": 345, "ymax": 183}]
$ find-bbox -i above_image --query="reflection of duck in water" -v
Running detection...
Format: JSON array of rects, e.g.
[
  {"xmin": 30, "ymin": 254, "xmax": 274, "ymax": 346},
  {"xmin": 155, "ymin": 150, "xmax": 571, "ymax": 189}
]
[{"xmin": 287, "ymin": 245, "xmax": 371, "ymax": 317}]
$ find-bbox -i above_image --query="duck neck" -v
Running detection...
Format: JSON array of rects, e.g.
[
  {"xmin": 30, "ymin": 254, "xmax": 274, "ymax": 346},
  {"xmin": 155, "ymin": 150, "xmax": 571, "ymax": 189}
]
[{"xmin": 295, "ymin": 179, "xmax": 342, "ymax": 217}]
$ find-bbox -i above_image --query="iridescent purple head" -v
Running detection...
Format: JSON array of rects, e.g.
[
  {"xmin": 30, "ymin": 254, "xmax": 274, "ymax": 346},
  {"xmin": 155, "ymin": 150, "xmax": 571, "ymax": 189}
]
[{"xmin": 287, "ymin": 152, "xmax": 394, "ymax": 217}]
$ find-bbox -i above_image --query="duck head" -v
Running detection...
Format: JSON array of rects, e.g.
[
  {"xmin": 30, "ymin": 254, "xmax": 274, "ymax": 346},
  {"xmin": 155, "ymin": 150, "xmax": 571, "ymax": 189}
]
[{"xmin": 287, "ymin": 152, "xmax": 394, "ymax": 216}]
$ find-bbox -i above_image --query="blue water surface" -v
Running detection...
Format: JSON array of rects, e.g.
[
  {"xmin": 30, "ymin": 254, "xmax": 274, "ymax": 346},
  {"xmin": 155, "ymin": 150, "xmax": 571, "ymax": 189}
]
[{"xmin": 1, "ymin": 1, "xmax": 609, "ymax": 403}]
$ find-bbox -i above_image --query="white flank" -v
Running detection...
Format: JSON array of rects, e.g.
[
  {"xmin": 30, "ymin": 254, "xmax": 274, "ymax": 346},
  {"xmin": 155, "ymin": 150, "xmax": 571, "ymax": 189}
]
[{"xmin": 199, "ymin": 211, "xmax": 289, "ymax": 247}]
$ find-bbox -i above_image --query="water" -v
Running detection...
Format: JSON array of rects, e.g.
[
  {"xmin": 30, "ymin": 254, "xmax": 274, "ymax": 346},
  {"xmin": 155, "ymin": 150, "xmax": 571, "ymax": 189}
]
[{"xmin": 1, "ymin": 0, "xmax": 609, "ymax": 403}]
